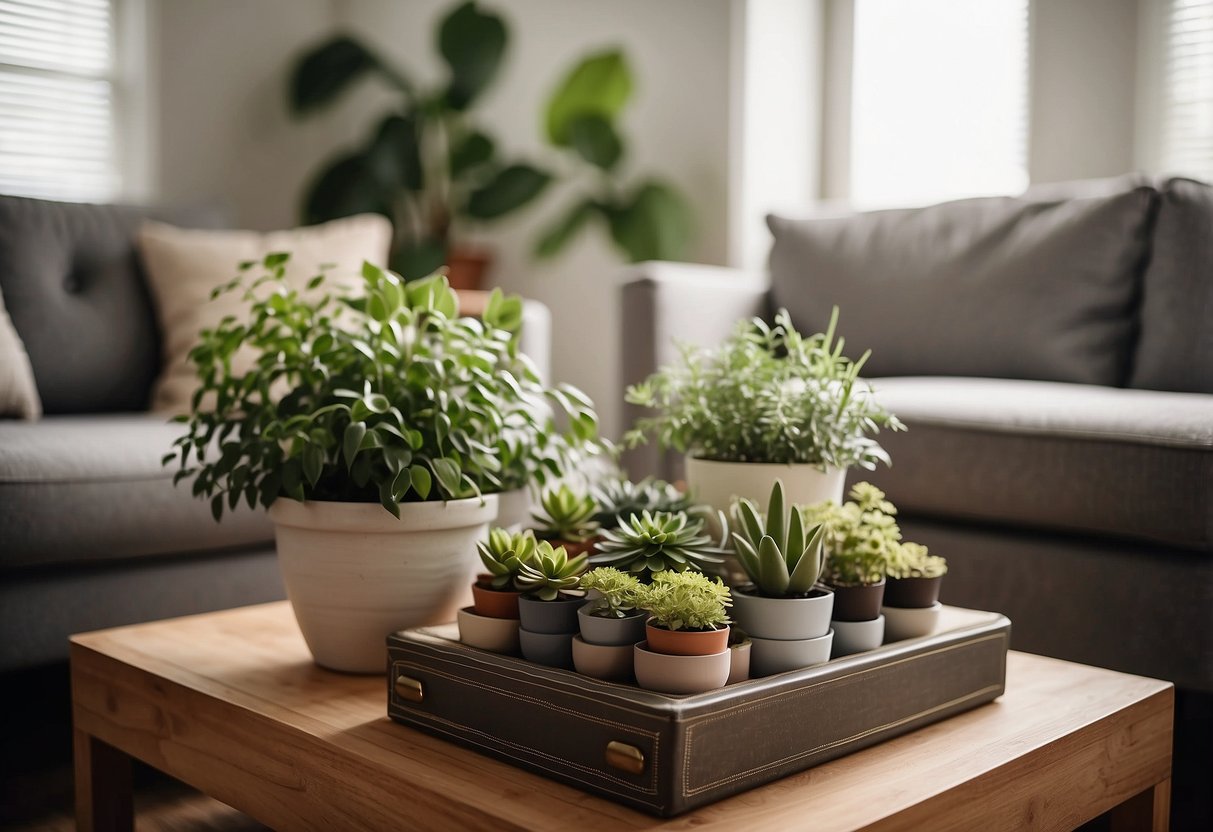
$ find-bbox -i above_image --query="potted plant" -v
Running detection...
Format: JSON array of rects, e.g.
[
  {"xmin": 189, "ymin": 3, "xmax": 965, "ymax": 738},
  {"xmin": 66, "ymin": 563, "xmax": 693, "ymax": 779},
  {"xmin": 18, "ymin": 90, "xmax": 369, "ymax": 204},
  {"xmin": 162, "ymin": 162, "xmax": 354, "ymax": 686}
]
[
  {"xmin": 590, "ymin": 510, "xmax": 726, "ymax": 581},
  {"xmin": 632, "ymin": 571, "xmax": 733, "ymax": 694},
  {"xmin": 458, "ymin": 528, "xmax": 534, "ymax": 654},
  {"xmin": 882, "ymin": 541, "xmax": 948, "ymax": 642},
  {"xmin": 590, "ymin": 475, "xmax": 695, "ymax": 530},
  {"xmin": 165, "ymin": 256, "xmax": 560, "ymax": 673},
  {"xmin": 625, "ymin": 308, "xmax": 903, "ymax": 527},
  {"xmin": 572, "ymin": 567, "xmax": 645, "ymax": 681},
  {"xmin": 515, "ymin": 541, "xmax": 588, "ymax": 668},
  {"xmin": 729, "ymin": 480, "xmax": 834, "ymax": 675},
  {"xmin": 530, "ymin": 484, "xmax": 601, "ymax": 556}
]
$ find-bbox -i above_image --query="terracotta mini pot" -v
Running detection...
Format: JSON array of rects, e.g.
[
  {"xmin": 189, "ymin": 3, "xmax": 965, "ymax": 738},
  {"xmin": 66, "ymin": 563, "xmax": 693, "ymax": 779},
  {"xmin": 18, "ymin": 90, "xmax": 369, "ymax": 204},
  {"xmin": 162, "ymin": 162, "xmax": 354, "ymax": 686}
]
[
  {"xmin": 471, "ymin": 579, "xmax": 522, "ymax": 620},
  {"xmin": 731, "ymin": 586, "xmax": 834, "ymax": 640},
  {"xmin": 445, "ymin": 247, "xmax": 490, "ymax": 292},
  {"xmin": 516, "ymin": 594, "xmax": 585, "ymax": 635},
  {"xmin": 645, "ymin": 620, "xmax": 730, "ymax": 656},
  {"xmin": 829, "ymin": 579, "xmax": 886, "ymax": 622},
  {"xmin": 578, "ymin": 605, "xmax": 647, "ymax": 646},
  {"xmin": 547, "ymin": 537, "xmax": 598, "ymax": 558},
  {"xmin": 831, "ymin": 615, "xmax": 885, "ymax": 657},
  {"xmin": 633, "ymin": 642, "xmax": 731, "ymax": 694},
  {"xmin": 519, "ymin": 628, "xmax": 575, "ymax": 669},
  {"xmin": 457, "ymin": 607, "xmax": 520, "ymax": 654},
  {"xmin": 884, "ymin": 576, "xmax": 943, "ymax": 608},
  {"xmin": 882, "ymin": 602, "xmax": 942, "ymax": 641},
  {"xmin": 728, "ymin": 640, "xmax": 752, "ymax": 684},
  {"xmin": 749, "ymin": 630, "xmax": 834, "ymax": 677},
  {"xmin": 572, "ymin": 636, "xmax": 634, "ymax": 681}
]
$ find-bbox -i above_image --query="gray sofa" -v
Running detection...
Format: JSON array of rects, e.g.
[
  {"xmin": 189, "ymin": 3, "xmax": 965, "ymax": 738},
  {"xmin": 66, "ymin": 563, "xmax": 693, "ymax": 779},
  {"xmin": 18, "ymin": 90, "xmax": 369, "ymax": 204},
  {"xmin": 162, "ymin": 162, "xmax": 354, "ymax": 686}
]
[
  {"xmin": 0, "ymin": 194, "xmax": 551, "ymax": 672},
  {"xmin": 621, "ymin": 176, "xmax": 1212, "ymax": 826}
]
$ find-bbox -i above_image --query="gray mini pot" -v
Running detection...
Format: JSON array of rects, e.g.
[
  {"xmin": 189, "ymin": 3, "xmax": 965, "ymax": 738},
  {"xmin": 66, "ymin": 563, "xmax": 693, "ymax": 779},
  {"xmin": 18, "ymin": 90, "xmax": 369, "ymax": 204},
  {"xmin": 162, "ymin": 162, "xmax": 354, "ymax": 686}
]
[
  {"xmin": 517, "ymin": 593, "xmax": 585, "ymax": 634},
  {"xmin": 577, "ymin": 605, "xmax": 647, "ymax": 646},
  {"xmin": 519, "ymin": 628, "xmax": 575, "ymax": 669}
]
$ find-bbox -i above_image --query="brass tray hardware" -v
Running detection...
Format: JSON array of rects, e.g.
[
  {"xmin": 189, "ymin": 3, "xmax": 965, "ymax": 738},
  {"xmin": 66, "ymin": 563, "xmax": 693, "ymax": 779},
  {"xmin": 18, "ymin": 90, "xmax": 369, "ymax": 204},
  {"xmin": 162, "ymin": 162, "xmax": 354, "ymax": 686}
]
[
  {"xmin": 605, "ymin": 741, "xmax": 646, "ymax": 775},
  {"xmin": 394, "ymin": 675, "xmax": 424, "ymax": 703}
]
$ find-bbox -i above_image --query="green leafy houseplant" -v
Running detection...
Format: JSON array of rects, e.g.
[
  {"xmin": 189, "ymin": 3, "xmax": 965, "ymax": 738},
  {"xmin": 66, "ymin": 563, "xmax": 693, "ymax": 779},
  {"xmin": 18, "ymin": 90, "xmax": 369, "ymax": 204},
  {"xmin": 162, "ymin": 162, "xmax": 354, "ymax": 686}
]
[
  {"xmin": 592, "ymin": 510, "xmax": 726, "ymax": 579},
  {"xmin": 887, "ymin": 542, "xmax": 948, "ymax": 580},
  {"xmin": 637, "ymin": 571, "xmax": 732, "ymax": 632},
  {"xmin": 579, "ymin": 567, "xmax": 644, "ymax": 619},
  {"xmin": 534, "ymin": 49, "xmax": 694, "ymax": 263},
  {"xmin": 625, "ymin": 308, "xmax": 903, "ymax": 469},
  {"xmin": 164, "ymin": 255, "xmax": 598, "ymax": 519},
  {"xmin": 515, "ymin": 541, "xmax": 589, "ymax": 601},
  {"xmin": 289, "ymin": 2, "xmax": 550, "ymax": 278},
  {"xmin": 531, "ymin": 484, "xmax": 600, "ymax": 544},
  {"xmin": 590, "ymin": 475, "xmax": 694, "ymax": 528},
  {"xmin": 476, "ymin": 527, "xmax": 539, "ymax": 589},
  {"xmin": 804, "ymin": 482, "xmax": 902, "ymax": 586},
  {"xmin": 731, "ymin": 480, "xmax": 827, "ymax": 598}
]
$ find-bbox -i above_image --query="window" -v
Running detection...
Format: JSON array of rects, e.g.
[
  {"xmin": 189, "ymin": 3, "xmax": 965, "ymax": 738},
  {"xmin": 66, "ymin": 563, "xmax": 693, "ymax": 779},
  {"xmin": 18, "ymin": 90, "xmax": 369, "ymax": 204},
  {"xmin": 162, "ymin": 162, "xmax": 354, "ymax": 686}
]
[
  {"xmin": 1160, "ymin": 0, "xmax": 1213, "ymax": 180},
  {"xmin": 847, "ymin": 0, "xmax": 1029, "ymax": 208},
  {"xmin": 0, "ymin": 0, "xmax": 120, "ymax": 201}
]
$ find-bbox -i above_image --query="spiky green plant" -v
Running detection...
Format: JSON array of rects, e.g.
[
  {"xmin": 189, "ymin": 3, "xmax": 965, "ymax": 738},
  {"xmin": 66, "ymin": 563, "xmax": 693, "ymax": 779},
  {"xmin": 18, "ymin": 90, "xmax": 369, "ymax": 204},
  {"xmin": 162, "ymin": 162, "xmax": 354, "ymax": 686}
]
[
  {"xmin": 515, "ymin": 541, "xmax": 588, "ymax": 601},
  {"xmin": 591, "ymin": 510, "xmax": 725, "ymax": 580},
  {"xmin": 886, "ymin": 541, "xmax": 948, "ymax": 580},
  {"xmin": 591, "ymin": 476, "xmax": 695, "ymax": 528},
  {"xmin": 637, "ymin": 570, "xmax": 732, "ymax": 631},
  {"xmin": 476, "ymin": 527, "xmax": 539, "ymax": 590},
  {"xmin": 531, "ymin": 484, "xmax": 600, "ymax": 543},
  {"xmin": 579, "ymin": 567, "xmax": 644, "ymax": 619},
  {"xmin": 731, "ymin": 480, "xmax": 827, "ymax": 598}
]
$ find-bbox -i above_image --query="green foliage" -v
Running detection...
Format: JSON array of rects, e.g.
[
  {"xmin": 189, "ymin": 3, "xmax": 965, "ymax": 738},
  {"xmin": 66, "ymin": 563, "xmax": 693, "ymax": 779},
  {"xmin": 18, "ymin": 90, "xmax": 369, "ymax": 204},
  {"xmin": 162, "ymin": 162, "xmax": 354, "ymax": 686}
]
[
  {"xmin": 590, "ymin": 475, "xmax": 694, "ymax": 528},
  {"xmin": 886, "ymin": 541, "xmax": 948, "ymax": 580},
  {"xmin": 625, "ymin": 308, "xmax": 904, "ymax": 469},
  {"xmin": 531, "ymin": 484, "xmax": 600, "ymax": 543},
  {"xmin": 476, "ymin": 527, "xmax": 539, "ymax": 589},
  {"xmin": 637, "ymin": 570, "xmax": 732, "ymax": 632},
  {"xmin": 289, "ymin": 2, "xmax": 550, "ymax": 278},
  {"xmin": 803, "ymin": 482, "xmax": 902, "ymax": 587},
  {"xmin": 164, "ymin": 256, "xmax": 598, "ymax": 519},
  {"xmin": 579, "ymin": 567, "xmax": 644, "ymax": 619},
  {"xmin": 515, "ymin": 541, "xmax": 589, "ymax": 601},
  {"xmin": 731, "ymin": 480, "xmax": 827, "ymax": 598},
  {"xmin": 592, "ymin": 510, "xmax": 726, "ymax": 580},
  {"xmin": 535, "ymin": 50, "xmax": 694, "ymax": 263}
]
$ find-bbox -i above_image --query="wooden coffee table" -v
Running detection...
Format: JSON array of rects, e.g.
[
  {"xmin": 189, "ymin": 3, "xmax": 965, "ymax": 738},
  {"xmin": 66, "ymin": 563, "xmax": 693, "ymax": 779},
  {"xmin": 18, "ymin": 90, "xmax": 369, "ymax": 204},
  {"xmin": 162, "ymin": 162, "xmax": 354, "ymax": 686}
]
[{"xmin": 71, "ymin": 602, "xmax": 1173, "ymax": 831}]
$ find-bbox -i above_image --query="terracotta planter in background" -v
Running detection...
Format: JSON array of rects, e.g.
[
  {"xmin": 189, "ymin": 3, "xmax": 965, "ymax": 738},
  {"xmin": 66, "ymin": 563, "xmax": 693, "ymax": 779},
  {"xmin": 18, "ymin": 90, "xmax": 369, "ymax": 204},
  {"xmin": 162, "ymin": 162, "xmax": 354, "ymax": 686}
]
[
  {"xmin": 471, "ymin": 578, "xmax": 522, "ymax": 619},
  {"xmin": 830, "ymin": 579, "xmax": 886, "ymax": 622},
  {"xmin": 645, "ymin": 620, "xmax": 730, "ymax": 656},
  {"xmin": 884, "ymin": 575, "xmax": 943, "ymax": 609},
  {"xmin": 445, "ymin": 247, "xmax": 491, "ymax": 292}
]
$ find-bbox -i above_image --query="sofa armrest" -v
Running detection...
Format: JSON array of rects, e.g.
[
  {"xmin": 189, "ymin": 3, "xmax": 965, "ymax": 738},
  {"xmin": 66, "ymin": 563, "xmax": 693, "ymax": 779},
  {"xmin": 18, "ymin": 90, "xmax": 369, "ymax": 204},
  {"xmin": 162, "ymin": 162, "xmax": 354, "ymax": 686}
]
[{"xmin": 619, "ymin": 261, "xmax": 772, "ymax": 480}]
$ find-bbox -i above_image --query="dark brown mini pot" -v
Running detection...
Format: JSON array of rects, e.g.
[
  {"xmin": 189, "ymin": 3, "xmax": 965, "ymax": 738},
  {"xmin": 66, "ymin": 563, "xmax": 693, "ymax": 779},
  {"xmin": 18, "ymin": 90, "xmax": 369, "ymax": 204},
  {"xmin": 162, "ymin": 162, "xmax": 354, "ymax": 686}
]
[
  {"xmin": 829, "ymin": 578, "xmax": 886, "ymax": 622},
  {"xmin": 645, "ymin": 620, "xmax": 730, "ymax": 656},
  {"xmin": 555, "ymin": 537, "xmax": 599, "ymax": 558},
  {"xmin": 471, "ymin": 577, "xmax": 522, "ymax": 620},
  {"xmin": 884, "ymin": 575, "xmax": 943, "ymax": 609}
]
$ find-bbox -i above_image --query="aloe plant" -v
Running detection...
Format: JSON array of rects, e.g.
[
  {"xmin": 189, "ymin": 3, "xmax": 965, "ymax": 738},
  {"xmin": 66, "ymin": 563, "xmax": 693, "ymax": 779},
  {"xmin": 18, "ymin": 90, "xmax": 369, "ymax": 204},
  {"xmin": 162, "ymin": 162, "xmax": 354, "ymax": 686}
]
[
  {"xmin": 515, "ymin": 541, "xmax": 588, "ymax": 601},
  {"xmin": 531, "ymin": 484, "xmax": 599, "ymax": 543},
  {"xmin": 591, "ymin": 510, "xmax": 725, "ymax": 579},
  {"xmin": 731, "ymin": 480, "xmax": 827, "ymax": 598},
  {"xmin": 476, "ymin": 527, "xmax": 538, "ymax": 589},
  {"xmin": 591, "ymin": 475, "xmax": 694, "ymax": 528}
]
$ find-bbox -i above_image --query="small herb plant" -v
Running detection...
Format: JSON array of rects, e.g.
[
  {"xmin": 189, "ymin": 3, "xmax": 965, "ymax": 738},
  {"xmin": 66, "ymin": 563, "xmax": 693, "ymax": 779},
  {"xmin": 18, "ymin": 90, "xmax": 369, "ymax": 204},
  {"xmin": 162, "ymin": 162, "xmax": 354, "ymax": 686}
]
[
  {"xmin": 531, "ymin": 484, "xmax": 600, "ymax": 543},
  {"xmin": 625, "ymin": 308, "xmax": 903, "ymax": 469},
  {"xmin": 804, "ymin": 482, "xmax": 902, "ymax": 587},
  {"xmin": 476, "ymin": 528, "xmax": 539, "ymax": 589},
  {"xmin": 165, "ymin": 255, "xmax": 599, "ymax": 519},
  {"xmin": 579, "ymin": 567, "xmax": 644, "ymax": 619},
  {"xmin": 887, "ymin": 542, "xmax": 948, "ymax": 580},
  {"xmin": 637, "ymin": 571, "xmax": 732, "ymax": 632},
  {"xmin": 591, "ymin": 475, "xmax": 694, "ymax": 528},
  {"xmin": 515, "ymin": 541, "xmax": 588, "ymax": 601},
  {"xmin": 731, "ymin": 480, "xmax": 827, "ymax": 598},
  {"xmin": 592, "ymin": 510, "xmax": 726, "ymax": 579}
]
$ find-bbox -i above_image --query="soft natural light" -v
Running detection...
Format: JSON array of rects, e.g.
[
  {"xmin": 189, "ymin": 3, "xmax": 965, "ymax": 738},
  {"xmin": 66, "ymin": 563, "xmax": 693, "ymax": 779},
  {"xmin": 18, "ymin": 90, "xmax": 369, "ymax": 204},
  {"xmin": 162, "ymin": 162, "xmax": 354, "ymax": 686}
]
[
  {"xmin": 1161, "ymin": 0, "xmax": 1213, "ymax": 180},
  {"xmin": 849, "ymin": 0, "xmax": 1029, "ymax": 208}
]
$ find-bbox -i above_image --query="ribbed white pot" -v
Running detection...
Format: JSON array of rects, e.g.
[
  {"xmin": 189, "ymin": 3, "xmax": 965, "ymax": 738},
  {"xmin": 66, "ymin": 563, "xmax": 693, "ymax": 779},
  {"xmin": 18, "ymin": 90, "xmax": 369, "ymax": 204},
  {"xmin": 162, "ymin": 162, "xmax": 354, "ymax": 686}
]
[
  {"xmin": 270, "ymin": 495, "xmax": 498, "ymax": 674},
  {"xmin": 685, "ymin": 457, "xmax": 846, "ymax": 535}
]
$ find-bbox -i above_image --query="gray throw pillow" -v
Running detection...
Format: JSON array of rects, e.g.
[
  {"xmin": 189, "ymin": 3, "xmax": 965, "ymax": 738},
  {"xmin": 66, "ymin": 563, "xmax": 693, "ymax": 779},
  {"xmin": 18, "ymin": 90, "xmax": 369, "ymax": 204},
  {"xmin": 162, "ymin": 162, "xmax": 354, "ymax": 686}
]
[{"xmin": 767, "ymin": 180, "xmax": 1158, "ymax": 386}]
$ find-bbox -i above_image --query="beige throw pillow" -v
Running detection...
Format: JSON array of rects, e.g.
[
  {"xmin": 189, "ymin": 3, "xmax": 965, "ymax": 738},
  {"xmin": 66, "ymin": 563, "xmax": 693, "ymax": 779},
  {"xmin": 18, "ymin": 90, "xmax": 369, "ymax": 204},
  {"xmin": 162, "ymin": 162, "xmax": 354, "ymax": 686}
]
[
  {"xmin": 0, "ymin": 287, "xmax": 41, "ymax": 419},
  {"xmin": 138, "ymin": 214, "xmax": 392, "ymax": 413}
]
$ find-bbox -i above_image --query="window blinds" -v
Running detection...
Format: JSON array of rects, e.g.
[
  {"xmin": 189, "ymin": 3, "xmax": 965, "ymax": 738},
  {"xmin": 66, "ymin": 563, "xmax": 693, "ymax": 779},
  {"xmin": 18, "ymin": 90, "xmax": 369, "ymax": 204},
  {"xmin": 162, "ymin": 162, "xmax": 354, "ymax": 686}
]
[
  {"xmin": 0, "ymin": 0, "xmax": 117, "ymax": 202},
  {"xmin": 1161, "ymin": 0, "xmax": 1213, "ymax": 180}
]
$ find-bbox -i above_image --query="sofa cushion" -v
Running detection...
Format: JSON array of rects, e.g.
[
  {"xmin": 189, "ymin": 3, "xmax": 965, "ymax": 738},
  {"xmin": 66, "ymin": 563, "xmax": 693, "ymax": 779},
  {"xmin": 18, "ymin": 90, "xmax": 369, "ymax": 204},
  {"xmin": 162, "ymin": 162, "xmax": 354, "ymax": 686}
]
[
  {"xmin": 768, "ymin": 178, "xmax": 1158, "ymax": 386},
  {"xmin": 0, "ymin": 195, "xmax": 224, "ymax": 414},
  {"xmin": 0, "ymin": 414, "xmax": 273, "ymax": 570},
  {"xmin": 1130, "ymin": 177, "xmax": 1213, "ymax": 393},
  {"xmin": 0, "ymin": 284, "xmax": 40, "ymax": 419},
  {"xmin": 862, "ymin": 377, "xmax": 1213, "ymax": 550}
]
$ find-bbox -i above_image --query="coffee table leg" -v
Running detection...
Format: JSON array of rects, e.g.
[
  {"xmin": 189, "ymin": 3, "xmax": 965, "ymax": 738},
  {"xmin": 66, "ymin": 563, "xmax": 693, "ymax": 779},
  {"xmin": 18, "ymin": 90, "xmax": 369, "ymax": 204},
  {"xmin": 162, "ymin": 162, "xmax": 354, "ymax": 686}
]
[
  {"xmin": 1109, "ymin": 778, "xmax": 1171, "ymax": 832},
  {"xmin": 74, "ymin": 729, "xmax": 133, "ymax": 832}
]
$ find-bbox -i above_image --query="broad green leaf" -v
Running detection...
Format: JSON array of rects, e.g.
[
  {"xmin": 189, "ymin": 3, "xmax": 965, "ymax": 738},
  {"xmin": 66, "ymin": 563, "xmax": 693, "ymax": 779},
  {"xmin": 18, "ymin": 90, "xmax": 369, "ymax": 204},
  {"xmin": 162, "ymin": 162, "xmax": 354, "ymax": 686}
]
[
  {"xmin": 545, "ymin": 49, "xmax": 632, "ymax": 145},
  {"xmin": 289, "ymin": 36, "xmax": 404, "ymax": 114},
  {"xmin": 366, "ymin": 113, "xmax": 423, "ymax": 190},
  {"xmin": 567, "ymin": 114, "xmax": 623, "ymax": 170},
  {"xmin": 533, "ymin": 200, "xmax": 596, "ymax": 259},
  {"xmin": 438, "ymin": 1, "xmax": 507, "ymax": 110},
  {"xmin": 410, "ymin": 464, "xmax": 432, "ymax": 499},
  {"xmin": 465, "ymin": 164, "xmax": 551, "ymax": 220},
  {"xmin": 430, "ymin": 457, "xmax": 463, "ymax": 497},
  {"xmin": 391, "ymin": 238, "xmax": 447, "ymax": 281},
  {"xmin": 343, "ymin": 422, "xmax": 366, "ymax": 470},
  {"xmin": 302, "ymin": 444, "xmax": 323, "ymax": 487},
  {"xmin": 449, "ymin": 129, "xmax": 495, "ymax": 177},
  {"xmin": 302, "ymin": 150, "xmax": 392, "ymax": 225},
  {"xmin": 605, "ymin": 180, "xmax": 693, "ymax": 262}
]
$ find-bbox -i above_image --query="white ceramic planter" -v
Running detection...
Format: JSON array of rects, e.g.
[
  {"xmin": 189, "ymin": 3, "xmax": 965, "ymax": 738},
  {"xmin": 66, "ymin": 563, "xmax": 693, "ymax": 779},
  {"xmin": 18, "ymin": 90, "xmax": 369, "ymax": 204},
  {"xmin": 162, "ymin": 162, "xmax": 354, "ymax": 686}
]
[
  {"xmin": 457, "ymin": 607, "xmax": 520, "ymax": 654},
  {"xmin": 685, "ymin": 457, "xmax": 847, "ymax": 528},
  {"xmin": 633, "ymin": 642, "xmax": 731, "ymax": 694},
  {"xmin": 270, "ymin": 495, "xmax": 497, "ymax": 673},
  {"xmin": 882, "ymin": 603, "xmax": 943, "ymax": 642},
  {"xmin": 831, "ymin": 615, "xmax": 885, "ymax": 657},
  {"xmin": 728, "ymin": 640, "xmax": 752, "ymax": 684},
  {"xmin": 731, "ymin": 587, "xmax": 834, "ymax": 641},
  {"xmin": 750, "ymin": 630, "xmax": 834, "ymax": 677},
  {"xmin": 493, "ymin": 487, "xmax": 531, "ymax": 532},
  {"xmin": 572, "ymin": 636, "xmax": 634, "ymax": 681}
]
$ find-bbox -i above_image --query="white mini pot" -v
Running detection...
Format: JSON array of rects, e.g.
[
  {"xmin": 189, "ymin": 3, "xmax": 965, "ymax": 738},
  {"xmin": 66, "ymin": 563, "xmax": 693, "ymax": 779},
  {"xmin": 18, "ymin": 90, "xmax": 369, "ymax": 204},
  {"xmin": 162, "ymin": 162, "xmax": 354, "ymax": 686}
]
[
  {"xmin": 633, "ymin": 642, "xmax": 731, "ymax": 694},
  {"xmin": 882, "ymin": 603, "xmax": 943, "ymax": 642},
  {"xmin": 831, "ymin": 615, "xmax": 885, "ymax": 657},
  {"xmin": 731, "ymin": 587, "xmax": 834, "ymax": 641},
  {"xmin": 728, "ymin": 640, "xmax": 752, "ymax": 685},
  {"xmin": 685, "ymin": 457, "xmax": 846, "ymax": 527},
  {"xmin": 457, "ymin": 607, "xmax": 520, "ymax": 654},
  {"xmin": 750, "ymin": 630, "xmax": 834, "ymax": 677},
  {"xmin": 572, "ymin": 636, "xmax": 634, "ymax": 681},
  {"xmin": 493, "ymin": 487, "xmax": 531, "ymax": 532},
  {"xmin": 270, "ymin": 495, "xmax": 497, "ymax": 673}
]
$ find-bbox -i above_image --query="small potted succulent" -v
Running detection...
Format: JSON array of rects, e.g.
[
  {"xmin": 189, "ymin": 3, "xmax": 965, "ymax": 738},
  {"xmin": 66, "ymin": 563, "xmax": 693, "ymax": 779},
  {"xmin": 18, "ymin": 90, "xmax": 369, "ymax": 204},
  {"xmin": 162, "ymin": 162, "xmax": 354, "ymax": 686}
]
[
  {"xmin": 591, "ymin": 510, "xmax": 726, "ymax": 581},
  {"xmin": 572, "ymin": 567, "xmax": 646, "ymax": 681},
  {"xmin": 530, "ymin": 484, "xmax": 601, "ymax": 557},
  {"xmin": 729, "ymin": 480, "xmax": 834, "ymax": 675},
  {"xmin": 458, "ymin": 527, "xmax": 538, "ymax": 654},
  {"xmin": 515, "ymin": 541, "xmax": 588, "ymax": 668},
  {"xmin": 591, "ymin": 475, "xmax": 694, "ymax": 530},
  {"xmin": 633, "ymin": 571, "xmax": 733, "ymax": 694},
  {"xmin": 882, "ymin": 541, "xmax": 948, "ymax": 641}
]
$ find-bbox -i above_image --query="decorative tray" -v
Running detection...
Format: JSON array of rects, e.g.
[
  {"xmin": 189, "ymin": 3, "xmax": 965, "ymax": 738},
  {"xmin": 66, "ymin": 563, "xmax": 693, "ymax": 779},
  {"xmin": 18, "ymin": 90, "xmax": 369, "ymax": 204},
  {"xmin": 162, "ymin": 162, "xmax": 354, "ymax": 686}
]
[{"xmin": 386, "ymin": 605, "xmax": 1009, "ymax": 817}]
